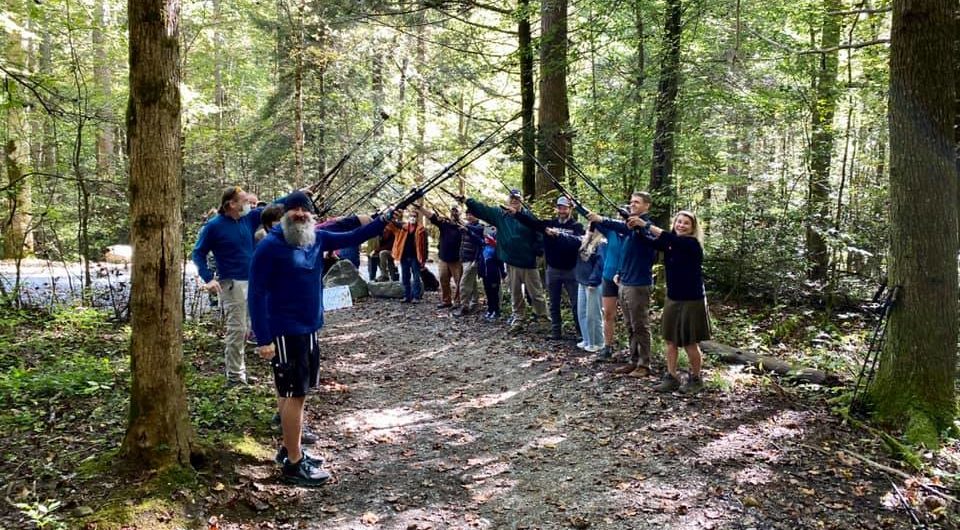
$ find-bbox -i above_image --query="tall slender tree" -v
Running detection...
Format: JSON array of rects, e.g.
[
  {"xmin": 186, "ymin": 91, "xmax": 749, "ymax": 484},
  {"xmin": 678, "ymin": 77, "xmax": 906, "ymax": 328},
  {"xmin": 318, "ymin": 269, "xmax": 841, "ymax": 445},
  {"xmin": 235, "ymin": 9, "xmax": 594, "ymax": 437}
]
[
  {"xmin": 869, "ymin": 0, "xmax": 957, "ymax": 447},
  {"xmin": 3, "ymin": 0, "xmax": 35, "ymax": 259},
  {"xmin": 123, "ymin": 0, "xmax": 194, "ymax": 469},
  {"xmin": 648, "ymin": 0, "xmax": 682, "ymax": 227},
  {"xmin": 805, "ymin": 0, "xmax": 842, "ymax": 283},
  {"xmin": 518, "ymin": 0, "xmax": 536, "ymax": 199}
]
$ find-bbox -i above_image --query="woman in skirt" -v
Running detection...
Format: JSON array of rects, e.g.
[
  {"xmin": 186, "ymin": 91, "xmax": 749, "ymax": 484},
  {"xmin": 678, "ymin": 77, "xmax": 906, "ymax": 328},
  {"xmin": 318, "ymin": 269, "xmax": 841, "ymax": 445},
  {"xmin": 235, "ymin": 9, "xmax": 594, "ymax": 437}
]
[{"xmin": 629, "ymin": 211, "xmax": 711, "ymax": 394}]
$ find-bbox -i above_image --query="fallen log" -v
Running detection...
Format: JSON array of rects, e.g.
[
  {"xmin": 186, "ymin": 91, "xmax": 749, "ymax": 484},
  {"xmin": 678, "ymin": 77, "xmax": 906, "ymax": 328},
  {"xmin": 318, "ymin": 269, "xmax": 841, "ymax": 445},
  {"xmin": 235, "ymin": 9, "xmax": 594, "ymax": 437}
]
[{"xmin": 700, "ymin": 340, "xmax": 843, "ymax": 387}]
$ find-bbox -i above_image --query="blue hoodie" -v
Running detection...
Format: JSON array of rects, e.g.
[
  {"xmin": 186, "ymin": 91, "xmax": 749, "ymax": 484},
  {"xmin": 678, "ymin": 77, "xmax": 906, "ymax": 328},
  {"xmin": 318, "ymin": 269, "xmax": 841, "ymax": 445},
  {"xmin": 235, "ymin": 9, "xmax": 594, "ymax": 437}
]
[
  {"xmin": 248, "ymin": 217, "xmax": 386, "ymax": 346},
  {"xmin": 597, "ymin": 216, "xmax": 656, "ymax": 287}
]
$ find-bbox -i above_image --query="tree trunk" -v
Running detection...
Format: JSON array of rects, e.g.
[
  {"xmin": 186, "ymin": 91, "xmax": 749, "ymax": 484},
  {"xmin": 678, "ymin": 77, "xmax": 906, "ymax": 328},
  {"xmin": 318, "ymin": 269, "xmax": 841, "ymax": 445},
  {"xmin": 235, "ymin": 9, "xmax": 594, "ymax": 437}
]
[
  {"xmin": 648, "ymin": 0, "xmax": 682, "ymax": 228},
  {"xmin": 292, "ymin": 0, "xmax": 306, "ymax": 188},
  {"xmin": 536, "ymin": 0, "xmax": 569, "ymax": 198},
  {"xmin": 868, "ymin": 0, "xmax": 957, "ymax": 447},
  {"xmin": 3, "ymin": 0, "xmax": 35, "ymax": 259},
  {"xmin": 212, "ymin": 0, "xmax": 226, "ymax": 185},
  {"xmin": 416, "ymin": 9, "xmax": 427, "ymax": 183},
  {"xmin": 805, "ymin": 0, "xmax": 842, "ymax": 283},
  {"xmin": 518, "ymin": 0, "xmax": 536, "ymax": 200},
  {"xmin": 627, "ymin": 0, "xmax": 646, "ymax": 197},
  {"xmin": 123, "ymin": 0, "xmax": 194, "ymax": 469},
  {"xmin": 954, "ymin": 7, "xmax": 960, "ymax": 245},
  {"xmin": 93, "ymin": 0, "xmax": 114, "ymax": 181}
]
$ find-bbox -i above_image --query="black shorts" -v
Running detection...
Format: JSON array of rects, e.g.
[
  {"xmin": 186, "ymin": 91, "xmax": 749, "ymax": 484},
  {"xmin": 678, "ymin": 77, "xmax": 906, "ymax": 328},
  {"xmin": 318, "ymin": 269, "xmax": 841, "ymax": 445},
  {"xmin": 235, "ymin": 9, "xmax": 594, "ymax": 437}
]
[
  {"xmin": 271, "ymin": 332, "xmax": 321, "ymax": 398},
  {"xmin": 601, "ymin": 278, "xmax": 619, "ymax": 298}
]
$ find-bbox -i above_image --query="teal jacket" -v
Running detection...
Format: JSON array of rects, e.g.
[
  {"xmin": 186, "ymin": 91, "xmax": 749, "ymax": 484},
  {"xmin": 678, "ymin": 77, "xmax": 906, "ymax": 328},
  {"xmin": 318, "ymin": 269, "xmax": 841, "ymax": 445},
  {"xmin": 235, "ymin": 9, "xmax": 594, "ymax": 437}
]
[{"xmin": 466, "ymin": 198, "xmax": 542, "ymax": 269}]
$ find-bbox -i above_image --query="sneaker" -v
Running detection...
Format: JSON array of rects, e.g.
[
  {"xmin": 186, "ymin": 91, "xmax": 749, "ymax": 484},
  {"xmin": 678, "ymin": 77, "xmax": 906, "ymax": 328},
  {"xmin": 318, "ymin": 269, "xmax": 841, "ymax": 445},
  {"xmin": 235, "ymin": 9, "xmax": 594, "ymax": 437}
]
[
  {"xmin": 653, "ymin": 373, "xmax": 681, "ymax": 393},
  {"xmin": 301, "ymin": 426, "xmax": 319, "ymax": 445},
  {"xmin": 275, "ymin": 446, "xmax": 325, "ymax": 465},
  {"xmin": 576, "ymin": 341, "xmax": 587, "ymax": 350},
  {"xmin": 593, "ymin": 345, "xmax": 613, "ymax": 363},
  {"xmin": 225, "ymin": 377, "xmax": 248, "ymax": 388},
  {"xmin": 613, "ymin": 364, "xmax": 637, "ymax": 375},
  {"xmin": 281, "ymin": 457, "xmax": 331, "ymax": 487},
  {"xmin": 400, "ymin": 298, "xmax": 412, "ymax": 304},
  {"xmin": 507, "ymin": 314, "xmax": 522, "ymax": 327},
  {"xmin": 245, "ymin": 331, "xmax": 257, "ymax": 345},
  {"xmin": 627, "ymin": 365, "xmax": 651, "ymax": 378},
  {"xmin": 585, "ymin": 344, "xmax": 602, "ymax": 353},
  {"xmin": 680, "ymin": 374, "xmax": 704, "ymax": 395}
]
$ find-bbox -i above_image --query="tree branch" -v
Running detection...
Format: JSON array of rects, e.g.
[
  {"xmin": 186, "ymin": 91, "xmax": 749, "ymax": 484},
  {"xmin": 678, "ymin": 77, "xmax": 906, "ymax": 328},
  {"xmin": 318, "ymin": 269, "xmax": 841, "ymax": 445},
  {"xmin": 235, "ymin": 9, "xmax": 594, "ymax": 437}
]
[{"xmin": 798, "ymin": 38, "xmax": 890, "ymax": 54}]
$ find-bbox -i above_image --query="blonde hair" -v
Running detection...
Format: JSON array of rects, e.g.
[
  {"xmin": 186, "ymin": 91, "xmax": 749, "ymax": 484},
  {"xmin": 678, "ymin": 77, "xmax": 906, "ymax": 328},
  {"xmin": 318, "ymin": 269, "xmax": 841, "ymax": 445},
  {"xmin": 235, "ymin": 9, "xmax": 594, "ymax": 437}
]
[
  {"xmin": 579, "ymin": 228, "xmax": 606, "ymax": 260},
  {"xmin": 673, "ymin": 210, "xmax": 703, "ymax": 244}
]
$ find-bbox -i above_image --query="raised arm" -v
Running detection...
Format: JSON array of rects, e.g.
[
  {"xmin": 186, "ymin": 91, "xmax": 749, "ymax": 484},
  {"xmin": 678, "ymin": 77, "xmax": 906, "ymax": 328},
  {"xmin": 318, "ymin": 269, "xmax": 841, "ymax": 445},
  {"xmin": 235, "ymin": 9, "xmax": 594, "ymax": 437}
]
[
  {"xmin": 465, "ymin": 198, "xmax": 504, "ymax": 227},
  {"xmin": 513, "ymin": 209, "xmax": 547, "ymax": 234},
  {"xmin": 319, "ymin": 217, "xmax": 388, "ymax": 251}
]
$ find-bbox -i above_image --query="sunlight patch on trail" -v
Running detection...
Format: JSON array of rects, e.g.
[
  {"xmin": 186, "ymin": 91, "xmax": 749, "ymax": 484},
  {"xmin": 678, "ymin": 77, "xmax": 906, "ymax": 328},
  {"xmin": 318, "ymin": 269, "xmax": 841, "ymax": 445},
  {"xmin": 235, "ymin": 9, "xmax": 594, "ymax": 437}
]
[
  {"xmin": 697, "ymin": 410, "xmax": 810, "ymax": 462},
  {"xmin": 338, "ymin": 406, "xmax": 434, "ymax": 443}
]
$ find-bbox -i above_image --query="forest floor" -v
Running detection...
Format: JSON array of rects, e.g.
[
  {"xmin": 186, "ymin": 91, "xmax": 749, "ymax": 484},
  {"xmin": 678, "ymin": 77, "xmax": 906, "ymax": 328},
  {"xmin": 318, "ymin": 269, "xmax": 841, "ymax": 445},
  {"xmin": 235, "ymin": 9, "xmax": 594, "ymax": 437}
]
[{"xmin": 2, "ymin": 294, "xmax": 959, "ymax": 529}]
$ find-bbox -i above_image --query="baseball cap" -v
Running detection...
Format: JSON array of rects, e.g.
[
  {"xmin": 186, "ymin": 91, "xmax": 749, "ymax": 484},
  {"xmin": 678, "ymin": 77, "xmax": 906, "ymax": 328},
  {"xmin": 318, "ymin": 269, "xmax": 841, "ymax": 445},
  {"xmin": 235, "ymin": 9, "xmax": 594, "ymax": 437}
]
[{"xmin": 556, "ymin": 196, "xmax": 571, "ymax": 207}]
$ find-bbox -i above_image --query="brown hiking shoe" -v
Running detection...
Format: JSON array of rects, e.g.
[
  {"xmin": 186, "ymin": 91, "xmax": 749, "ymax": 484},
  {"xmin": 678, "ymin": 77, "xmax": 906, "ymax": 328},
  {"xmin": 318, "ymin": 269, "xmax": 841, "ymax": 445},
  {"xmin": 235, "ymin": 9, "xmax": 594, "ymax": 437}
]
[
  {"xmin": 680, "ymin": 374, "xmax": 703, "ymax": 395},
  {"xmin": 627, "ymin": 366, "xmax": 651, "ymax": 378},
  {"xmin": 613, "ymin": 364, "xmax": 637, "ymax": 375},
  {"xmin": 653, "ymin": 373, "xmax": 681, "ymax": 393}
]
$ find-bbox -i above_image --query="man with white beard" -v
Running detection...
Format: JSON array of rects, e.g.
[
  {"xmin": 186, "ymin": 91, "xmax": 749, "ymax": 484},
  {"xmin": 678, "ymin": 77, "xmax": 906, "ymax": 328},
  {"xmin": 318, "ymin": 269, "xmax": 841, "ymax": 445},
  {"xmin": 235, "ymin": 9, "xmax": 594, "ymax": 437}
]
[{"xmin": 248, "ymin": 191, "xmax": 391, "ymax": 486}]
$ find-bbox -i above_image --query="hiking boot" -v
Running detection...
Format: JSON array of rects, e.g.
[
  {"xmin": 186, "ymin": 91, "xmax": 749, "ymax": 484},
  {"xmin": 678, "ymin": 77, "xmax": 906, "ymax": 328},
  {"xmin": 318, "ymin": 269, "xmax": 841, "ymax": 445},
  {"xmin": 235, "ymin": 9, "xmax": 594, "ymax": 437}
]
[
  {"xmin": 653, "ymin": 373, "xmax": 681, "ymax": 393},
  {"xmin": 627, "ymin": 365, "xmax": 651, "ymax": 378},
  {"xmin": 593, "ymin": 345, "xmax": 613, "ymax": 363},
  {"xmin": 613, "ymin": 363, "xmax": 637, "ymax": 375},
  {"xmin": 275, "ymin": 446, "xmax": 325, "ymax": 465},
  {"xmin": 680, "ymin": 374, "xmax": 704, "ymax": 395},
  {"xmin": 281, "ymin": 457, "xmax": 331, "ymax": 487}
]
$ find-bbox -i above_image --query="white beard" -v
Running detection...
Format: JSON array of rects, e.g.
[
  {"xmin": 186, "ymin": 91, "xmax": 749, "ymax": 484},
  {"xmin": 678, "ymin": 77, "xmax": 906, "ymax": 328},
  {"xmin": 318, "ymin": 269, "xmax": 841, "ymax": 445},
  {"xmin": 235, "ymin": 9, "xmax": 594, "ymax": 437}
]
[{"xmin": 281, "ymin": 215, "xmax": 317, "ymax": 248}]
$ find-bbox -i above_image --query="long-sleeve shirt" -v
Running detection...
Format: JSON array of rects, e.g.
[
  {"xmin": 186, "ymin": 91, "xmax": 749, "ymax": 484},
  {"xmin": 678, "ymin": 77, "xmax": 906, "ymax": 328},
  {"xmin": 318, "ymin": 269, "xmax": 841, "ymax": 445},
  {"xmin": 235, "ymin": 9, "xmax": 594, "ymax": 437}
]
[
  {"xmin": 427, "ymin": 213, "xmax": 463, "ymax": 263},
  {"xmin": 648, "ymin": 231, "xmax": 706, "ymax": 301},
  {"xmin": 599, "ymin": 231, "xmax": 624, "ymax": 282},
  {"xmin": 552, "ymin": 232, "xmax": 604, "ymax": 286},
  {"xmin": 459, "ymin": 222, "xmax": 484, "ymax": 262},
  {"xmin": 465, "ymin": 198, "xmax": 542, "ymax": 269},
  {"xmin": 191, "ymin": 209, "xmax": 265, "ymax": 282},
  {"xmin": 248, "ymin": 218, "xmax": 387, "ymax": 346},
  {"xmin": 513, "ymin": 210, "xmax": 584, "ymax": 270},
  {"xmin": 597, "ymin": 215, "xmax": 656, "ymax": 287}
]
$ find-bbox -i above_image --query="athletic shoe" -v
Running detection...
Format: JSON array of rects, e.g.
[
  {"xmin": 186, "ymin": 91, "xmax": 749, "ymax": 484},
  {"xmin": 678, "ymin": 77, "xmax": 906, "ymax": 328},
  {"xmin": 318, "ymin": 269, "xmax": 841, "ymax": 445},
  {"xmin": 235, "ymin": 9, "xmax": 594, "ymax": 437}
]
[
  {"xmin": 576, "ymin": 341, "xmax": 587, "ymax": 350},
  {"xmin": 653, "ymin": 373, "xmax": 681, "ymax": 393},
  {"xmin": 627, "ymin": 365, "xmax": 651, "ymax": 378},
  {"xmin": 275, "ymin": 446, "xmax": 325, "ymax": 465},
  {"xmin": 585, "ymin": 344, "xmax": 602, "ymax": 353},
  {"xmin": 281, "ymin": 457, "xmax": 331, "ymax": 487},
  {"xmin": 593, "ymin": 345, "xmax": 613, "ymax": 363}
]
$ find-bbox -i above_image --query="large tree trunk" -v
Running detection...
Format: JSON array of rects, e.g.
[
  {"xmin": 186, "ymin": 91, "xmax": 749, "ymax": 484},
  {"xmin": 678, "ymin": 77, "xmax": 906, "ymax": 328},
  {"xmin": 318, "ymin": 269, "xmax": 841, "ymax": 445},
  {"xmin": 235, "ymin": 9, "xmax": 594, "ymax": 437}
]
[
  {"xmin": 536, "ymin": 0, "xmax": 569, "ymax": 198},
  {"xmin": 868, "ymin": 0, "xmax": 957, "ymax": 447},
  {"xmin": 518, "ymin": 0, "xmax": 536, "ymax": 200},
  {"xmin": 123, "ymin": 0, "xmax": 194, "ymax": 469},
  {"xmin": 805, "ymin": 0, "xmax": 842, "ymax": 283},
  {"xmin": 3, "ymin": 0, "xmax": 35, "ymax": 259},
  {"xmin": 648, "ymin": 0, "xmax": 682, "ymax": 228},
  {"xmin": 954, "ymin": 7, "xmax": 959, "ymax": 244}
]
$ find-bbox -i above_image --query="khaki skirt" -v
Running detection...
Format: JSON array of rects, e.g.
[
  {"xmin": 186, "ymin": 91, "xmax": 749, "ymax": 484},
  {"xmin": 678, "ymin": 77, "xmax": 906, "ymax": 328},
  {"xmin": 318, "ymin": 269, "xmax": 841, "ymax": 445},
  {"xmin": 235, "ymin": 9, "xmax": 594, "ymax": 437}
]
[{"xmin": 661, "ymin": 297, "xmax": 712, "ymax": 346}]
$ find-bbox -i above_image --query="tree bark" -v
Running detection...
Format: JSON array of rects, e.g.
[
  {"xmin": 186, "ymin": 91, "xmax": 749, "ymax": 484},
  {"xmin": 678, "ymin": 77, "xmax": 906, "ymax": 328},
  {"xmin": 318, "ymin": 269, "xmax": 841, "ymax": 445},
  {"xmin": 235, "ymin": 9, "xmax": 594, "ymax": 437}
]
[
  {"xmin": 518, "ymin": 0, "xmax": 536, "ymax": 200},
  {"xmin": 805, "ymin": 0, "xmax": 842, "ymax": 283},
  {"xmin": 93, "ymin": 0, "xmax": 114, "ymax": 181},
  {"xmin": 416, "ymin": 7, "xmax": 427, "ymax": 183},
  {"xmin": 123, "ymin": 0, "xmax": 194, "ymax": 469},
  {"xmin": 292, "ymin": 0, "xmax": 306, "ymax": 188},
  {"xmin": 3, "ymin": 0, "xmax": 35, "ymax": 259},
  {"xmin": 869, "ymin": 0, "xmax": 957, "ymax": 446},
  {"xmin": 627, "ymin": 0, "xmax": 646, "ymax": 197},
  {"xmin": 536, "ymin": 0, "xmax": 569, "ymax": 198},
  {"xmin": 648, "ymin": 0, "xmax": 682, "ymax": 228}
]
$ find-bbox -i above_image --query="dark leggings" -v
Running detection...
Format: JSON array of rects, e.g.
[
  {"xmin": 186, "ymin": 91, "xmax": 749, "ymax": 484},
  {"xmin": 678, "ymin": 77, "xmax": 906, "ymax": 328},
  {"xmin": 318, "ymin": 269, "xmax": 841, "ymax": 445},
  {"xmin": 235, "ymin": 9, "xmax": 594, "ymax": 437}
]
[{"xmin": 483, "ymin": 276, "xmax": 501, "ymax": 315}]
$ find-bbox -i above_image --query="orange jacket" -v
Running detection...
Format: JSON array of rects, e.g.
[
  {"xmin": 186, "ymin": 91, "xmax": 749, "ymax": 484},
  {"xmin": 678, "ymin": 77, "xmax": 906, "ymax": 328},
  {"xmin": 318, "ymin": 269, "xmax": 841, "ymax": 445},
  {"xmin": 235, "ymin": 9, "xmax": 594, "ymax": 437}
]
[{"xmin": 384, "ymin": 222, "xmax": 428, "ymax": 266}]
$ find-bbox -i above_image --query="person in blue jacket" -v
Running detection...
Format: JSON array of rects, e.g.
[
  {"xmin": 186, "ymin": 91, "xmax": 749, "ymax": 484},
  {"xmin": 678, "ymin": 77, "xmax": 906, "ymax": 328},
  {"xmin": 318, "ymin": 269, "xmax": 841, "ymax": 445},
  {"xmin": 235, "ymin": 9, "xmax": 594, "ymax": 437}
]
[
  {"xmin": 594, "ymin": 215, "xmax": 625, "ymax": 361},
  {"xmin": 248, "ymin": 191, "xmax": 390, "ymax": 486},
  {"xmin": 192, "ymin": 186, "xmax": 274, "ymax": 386},
  {"xmin": 586, "ymin": 192, "xmax": 657, "ymax": 378}
]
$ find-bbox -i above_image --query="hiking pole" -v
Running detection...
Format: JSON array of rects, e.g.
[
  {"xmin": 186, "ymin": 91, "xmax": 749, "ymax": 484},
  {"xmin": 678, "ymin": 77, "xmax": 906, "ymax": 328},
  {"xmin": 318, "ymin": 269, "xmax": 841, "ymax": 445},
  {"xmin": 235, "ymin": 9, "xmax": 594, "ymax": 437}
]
[
  {"xmin": 338, "ymin": 155, "xmax": 416, "ymax": 215},
  {"xmin": 318, "ymin": 152, "xmax": 390, "ymax": 216},
  {"xmin": 511, "ymin": 139, "xmax": 590, "ymax": 213},
  {"xmin": 550, "ymin": 145, "xmax": 629, "ymax": 218},
  {"xmin": 394, "ymin": 116, "xmax": 521, "ymax": 210},
  {"xmin": 850, "ymin": 283, "xmax": 899, "ymax": 413},
  {"xmin": 309, "ymin": 111, "xmax": 390, "ymax": 209}
]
